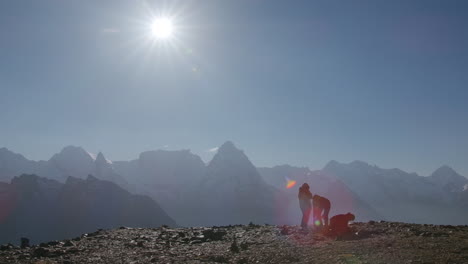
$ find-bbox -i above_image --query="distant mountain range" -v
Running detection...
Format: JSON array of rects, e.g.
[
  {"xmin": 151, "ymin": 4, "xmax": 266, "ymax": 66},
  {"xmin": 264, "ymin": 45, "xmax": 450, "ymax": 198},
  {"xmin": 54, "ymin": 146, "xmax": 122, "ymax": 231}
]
[
  {"xmin": 0, "ymin": 174, "xmax": 174, "ymax": 245},
  {"xmin": 0, "ymin": 146, "xmax": 128, "ymax": 188},
  {"xmin": 1, "ymin": 142, "xmax": 468, "ymax": 244},
  {"xmin": 322, "ymin": 160, "xmax": 468, "ymax": 224}
]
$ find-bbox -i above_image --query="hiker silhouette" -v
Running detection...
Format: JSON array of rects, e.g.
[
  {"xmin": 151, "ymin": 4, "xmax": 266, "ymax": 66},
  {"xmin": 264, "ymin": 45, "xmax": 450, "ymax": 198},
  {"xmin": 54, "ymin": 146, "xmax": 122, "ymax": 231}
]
[
  {"xmin": 329, "ymin": 212, "xmax": 355, "ymax": 235},
  {"xmin": 298, "ymin": 183, "xmax": 313, "ymax": 228},
  {"xmin": 312, "ymin": 194, "xmax": 331, "ymax": 228}
]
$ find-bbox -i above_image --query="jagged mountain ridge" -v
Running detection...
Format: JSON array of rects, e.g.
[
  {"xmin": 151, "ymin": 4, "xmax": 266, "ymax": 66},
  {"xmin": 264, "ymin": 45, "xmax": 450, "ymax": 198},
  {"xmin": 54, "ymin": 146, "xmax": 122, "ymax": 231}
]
[
  {"xmin": 428, "ymin": 165, "xmax": 468, "ymax": 193},
  {"xmin": 0, "ymin": 146, "xmax": 128, "ymax": 190},
  {"xmin": 1, "ymin": 143, "xmax": 468, "ymax": 227},
  {"xmin": 194, "ymin": 141, "xmax": 281, "ymax": 226},
  {"xmin": 0, "ymin": 148, "xmax": 38, "ymax": 182},
  {"xmin": 322, "ymin": 160, "xmax": 468, "ymax": 224},
  {"xmin": 114, "ymin": 141, "xmax": 283, "ymax": 226}
]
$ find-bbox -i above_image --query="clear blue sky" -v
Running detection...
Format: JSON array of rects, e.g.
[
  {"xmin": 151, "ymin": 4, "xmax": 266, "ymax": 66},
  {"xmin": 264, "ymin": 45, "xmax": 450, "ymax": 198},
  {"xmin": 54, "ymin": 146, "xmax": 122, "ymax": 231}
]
[{"xmin": 1, "ymin": 0, "xmax": 468, "ymax": 176}]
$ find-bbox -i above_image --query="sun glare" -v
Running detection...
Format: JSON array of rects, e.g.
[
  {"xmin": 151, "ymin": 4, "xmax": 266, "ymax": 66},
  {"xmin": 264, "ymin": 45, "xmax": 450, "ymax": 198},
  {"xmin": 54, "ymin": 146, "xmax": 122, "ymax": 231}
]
[{"xmin": 151, "ymin": 17, "xmax": 174, "ymax": 39}]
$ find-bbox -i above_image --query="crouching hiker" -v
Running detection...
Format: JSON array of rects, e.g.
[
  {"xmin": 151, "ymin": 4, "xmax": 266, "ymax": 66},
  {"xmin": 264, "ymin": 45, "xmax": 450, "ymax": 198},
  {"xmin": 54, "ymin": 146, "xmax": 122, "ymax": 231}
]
[{"xmin": 329, "ymin": 212, "xmax": 355, "ymax": 235}]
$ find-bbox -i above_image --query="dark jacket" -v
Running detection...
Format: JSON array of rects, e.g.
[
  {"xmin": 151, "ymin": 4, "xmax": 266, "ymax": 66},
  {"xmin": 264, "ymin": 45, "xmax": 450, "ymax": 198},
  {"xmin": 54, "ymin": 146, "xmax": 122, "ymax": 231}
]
[
  {"xmin": 313, "ymin": 194, "xmax": 331, "ymax": 210},
  {"xmin": 298, "ymin": 185, "xmax": 313, "ymax": 210}
]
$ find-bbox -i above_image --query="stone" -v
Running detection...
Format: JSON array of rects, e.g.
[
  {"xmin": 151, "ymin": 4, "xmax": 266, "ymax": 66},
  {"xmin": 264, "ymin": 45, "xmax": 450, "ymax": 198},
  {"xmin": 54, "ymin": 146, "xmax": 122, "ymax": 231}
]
[
  {"xmin": 280, "ymin": 226, "xmax": 289, "ymax": 235},
  {"xmin": 0, "ymin": 244, "xmax": 14, "ymax": 251},
  {"xmin": 202, "ymin": 229, "xmax": 227, "ymax": 241},
  {"xmin": 230, "ymin": 239, "xmax": 240, "ymax": 253},
  {"xmin": 47, "ymin": 241, "xmax": 60, "ymax": 246},
  {"xmin": 64, "ymin": 240, "xmax": 76, "ymax": 247},
  {"xmin": 33, "ymin": 247, "xmax": 50, "ymax": 258}
]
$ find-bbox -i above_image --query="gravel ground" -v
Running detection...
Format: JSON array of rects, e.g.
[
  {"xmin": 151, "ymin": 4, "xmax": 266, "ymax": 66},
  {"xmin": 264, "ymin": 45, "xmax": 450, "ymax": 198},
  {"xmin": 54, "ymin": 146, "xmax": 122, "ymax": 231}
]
[{"xmin": 1, "ymin": 221, "xmax": 468, "ymax": 264}]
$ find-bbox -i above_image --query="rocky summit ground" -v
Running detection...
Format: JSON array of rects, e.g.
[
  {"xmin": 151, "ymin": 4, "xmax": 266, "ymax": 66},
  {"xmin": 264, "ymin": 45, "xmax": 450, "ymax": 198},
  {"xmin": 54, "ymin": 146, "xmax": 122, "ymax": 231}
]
[{"xmin": 1, "ymin": 221, "xmax": 468, "ymax": 264}]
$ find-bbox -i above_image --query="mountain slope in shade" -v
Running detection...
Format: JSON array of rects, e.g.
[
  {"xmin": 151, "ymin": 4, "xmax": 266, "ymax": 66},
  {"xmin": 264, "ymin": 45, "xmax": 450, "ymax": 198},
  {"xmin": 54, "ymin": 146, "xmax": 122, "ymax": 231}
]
[
  {"xmin": 0, "ymin": 148, "xmax": 38, "ymax": 182},
  {"xmin": 113, "ymin": 149, "xmax": 206, "ymax": 226},
  {"xmin": 460, "ymin": 189, "xmax": 468, "ymax": 206},
  {"xmin": 258, "ymin": 165, "xmax": 382, "ymax": 224},
  {"xmin": 195, "ymin": 141, "xmax": 281, "ymax": 226},
  {"xmin": 114, "ymin": 149, "xmax": 206, "ymax": 188},
  {"xmin": 322, "ymin": 160, "xmax": 468, "ymax": 224},
  {"xmin": 0, "ymin": 174, "xmax": 175, "ymax": 245},
  {"xmin": 93, "ymin": 152, "xmax": 129, "ymax": 189},
  {"xmin": 428, "ymin": 165, "xmax": 468, "ymax": 193},
  {"xmin": 48, "ymin": 146, "xmax": 96, "ymax": 179}
]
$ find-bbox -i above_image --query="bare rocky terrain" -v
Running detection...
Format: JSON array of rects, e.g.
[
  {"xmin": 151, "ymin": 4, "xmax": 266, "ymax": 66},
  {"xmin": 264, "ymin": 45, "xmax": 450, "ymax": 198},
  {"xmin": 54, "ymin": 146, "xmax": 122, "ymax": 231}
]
[{"xmin": 1, "ymin": 221, "xmax": 468, "ymax": 264}]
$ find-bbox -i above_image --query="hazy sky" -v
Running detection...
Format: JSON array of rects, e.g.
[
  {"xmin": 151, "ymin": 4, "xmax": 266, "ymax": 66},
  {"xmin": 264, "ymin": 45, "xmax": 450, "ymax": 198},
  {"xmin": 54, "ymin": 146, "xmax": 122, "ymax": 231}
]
[{"xmin": 1, "ymin": 0, "xmax": 468, "ymax": 176}]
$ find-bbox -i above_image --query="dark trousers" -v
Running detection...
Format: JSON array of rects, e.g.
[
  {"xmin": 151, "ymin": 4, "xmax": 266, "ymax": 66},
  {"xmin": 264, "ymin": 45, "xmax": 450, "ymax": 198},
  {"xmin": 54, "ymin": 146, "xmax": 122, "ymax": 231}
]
[
  {"xmin": 313, "ymin": 206, "xmax": 330, "ymax": 227},
  {"xmin": 301, "ymin": 207, "xmax": 311, "ymax": 228}
]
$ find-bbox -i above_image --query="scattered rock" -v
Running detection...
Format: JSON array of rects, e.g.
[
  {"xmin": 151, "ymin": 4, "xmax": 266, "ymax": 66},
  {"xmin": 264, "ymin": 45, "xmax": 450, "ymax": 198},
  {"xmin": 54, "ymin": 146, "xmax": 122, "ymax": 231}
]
[
  {"xmin": 47, "ymin": 241, "xmax": 60, "ymax": 246},
  {"xmin": 126, "ymin": 240, "xmax": 138, "ymax": 247},
  {"xmin": 202, "ymin": 229, "xmax": 227, "ymax": 241},
  {"xmin": 237, "ymin": 257, "xmax": 249, "ymax": 264},
  {"xmin": 63, "ymin": 240, "xmax": 76, "ymax": 247},
  {"xmin": 230, "ymin": 239, "xmax": 240, "ymax": 253},
  {"xmin": 240, "ymin": 242, "xmax": 249, "ymax": 250},
  {"xmin": 1, "ymin": 222, "xmax": 467, "ymax": 263},
  {"xmin": 33, "ymin": 247, "xmax": 49, "ymax": 258},
  {"xmin": 0, "ymin": 244, "xmax": 14, "ymax": 251},
  {"xmin": 280, "ymin": 225, "xmax": 289, "ymax": 235},
  {"xmin": 206, "ymin": 255, "xmax": 229, "ymax": 263},
  {"xmin": 66, "ymin": 247, "xmax": 80, "ymax": 254}
]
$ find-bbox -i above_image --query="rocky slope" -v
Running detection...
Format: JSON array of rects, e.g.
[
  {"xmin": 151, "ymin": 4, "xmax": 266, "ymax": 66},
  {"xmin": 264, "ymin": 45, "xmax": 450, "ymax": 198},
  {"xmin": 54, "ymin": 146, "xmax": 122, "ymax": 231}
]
[
  {"xmin": 113, "ymin": 149, "xmax": 206, "ymax": 226},
  {"xmin": 1, "ymin": 222, "xmax": 467, "ymax": 263}
]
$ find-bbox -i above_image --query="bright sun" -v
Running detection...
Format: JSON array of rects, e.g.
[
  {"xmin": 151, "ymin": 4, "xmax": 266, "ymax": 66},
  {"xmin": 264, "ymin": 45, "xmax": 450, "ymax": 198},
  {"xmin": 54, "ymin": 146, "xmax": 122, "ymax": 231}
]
[{"xmin": 151, "ymin": 17, "xmax": 174, "ymax": 39}]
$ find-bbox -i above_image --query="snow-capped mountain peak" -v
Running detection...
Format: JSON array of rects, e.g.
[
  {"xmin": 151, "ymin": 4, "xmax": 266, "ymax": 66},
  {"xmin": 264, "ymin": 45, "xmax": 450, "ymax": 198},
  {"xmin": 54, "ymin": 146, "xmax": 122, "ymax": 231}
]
[
  {"xmin": 205, "ymin": 141, "xmax": 266, "ymax": 188},
  {"xmin": 429, "ymin": 165, "xmax": 468, "ymax": 192},
  {"xmin": 51, "ymin": 146, "xmax": 96, "ymax": 162},
  {"xmin": 431, "ymin": 165, "xmax": 460, "ymax": 178},
  {"xmin": 96, "ymin": 152, "xmax": 112, "ymax": 164}
]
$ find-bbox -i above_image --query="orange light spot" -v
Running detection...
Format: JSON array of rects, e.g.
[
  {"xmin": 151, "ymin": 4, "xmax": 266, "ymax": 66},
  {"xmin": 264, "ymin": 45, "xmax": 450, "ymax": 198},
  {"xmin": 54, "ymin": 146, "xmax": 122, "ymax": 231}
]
[{"xmin": 286, "ymin": 180, "xmax": 297, "ymax": 189}]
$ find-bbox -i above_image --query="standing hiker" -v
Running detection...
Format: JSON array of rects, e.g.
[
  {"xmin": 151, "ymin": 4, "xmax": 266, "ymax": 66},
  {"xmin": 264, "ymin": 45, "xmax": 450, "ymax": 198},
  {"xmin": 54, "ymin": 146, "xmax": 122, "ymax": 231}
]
[
  {"xmin": 312, "ymin": 194, "xmax": 331, "ymax": 228},
  {"xmin": 298, "ymin": 183, "xmax": 313, "ymax": 229}
]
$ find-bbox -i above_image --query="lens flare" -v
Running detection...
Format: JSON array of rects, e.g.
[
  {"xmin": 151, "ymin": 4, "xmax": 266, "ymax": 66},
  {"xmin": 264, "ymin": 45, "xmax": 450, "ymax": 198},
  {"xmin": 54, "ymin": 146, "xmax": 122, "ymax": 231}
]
[
  {"xmin": 0, "ymin": 186, "xmax": 17, "ymax": 224},
  {"xmin": 286, "ymin": 179, "xmax": 297, "ymax": 189}
]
